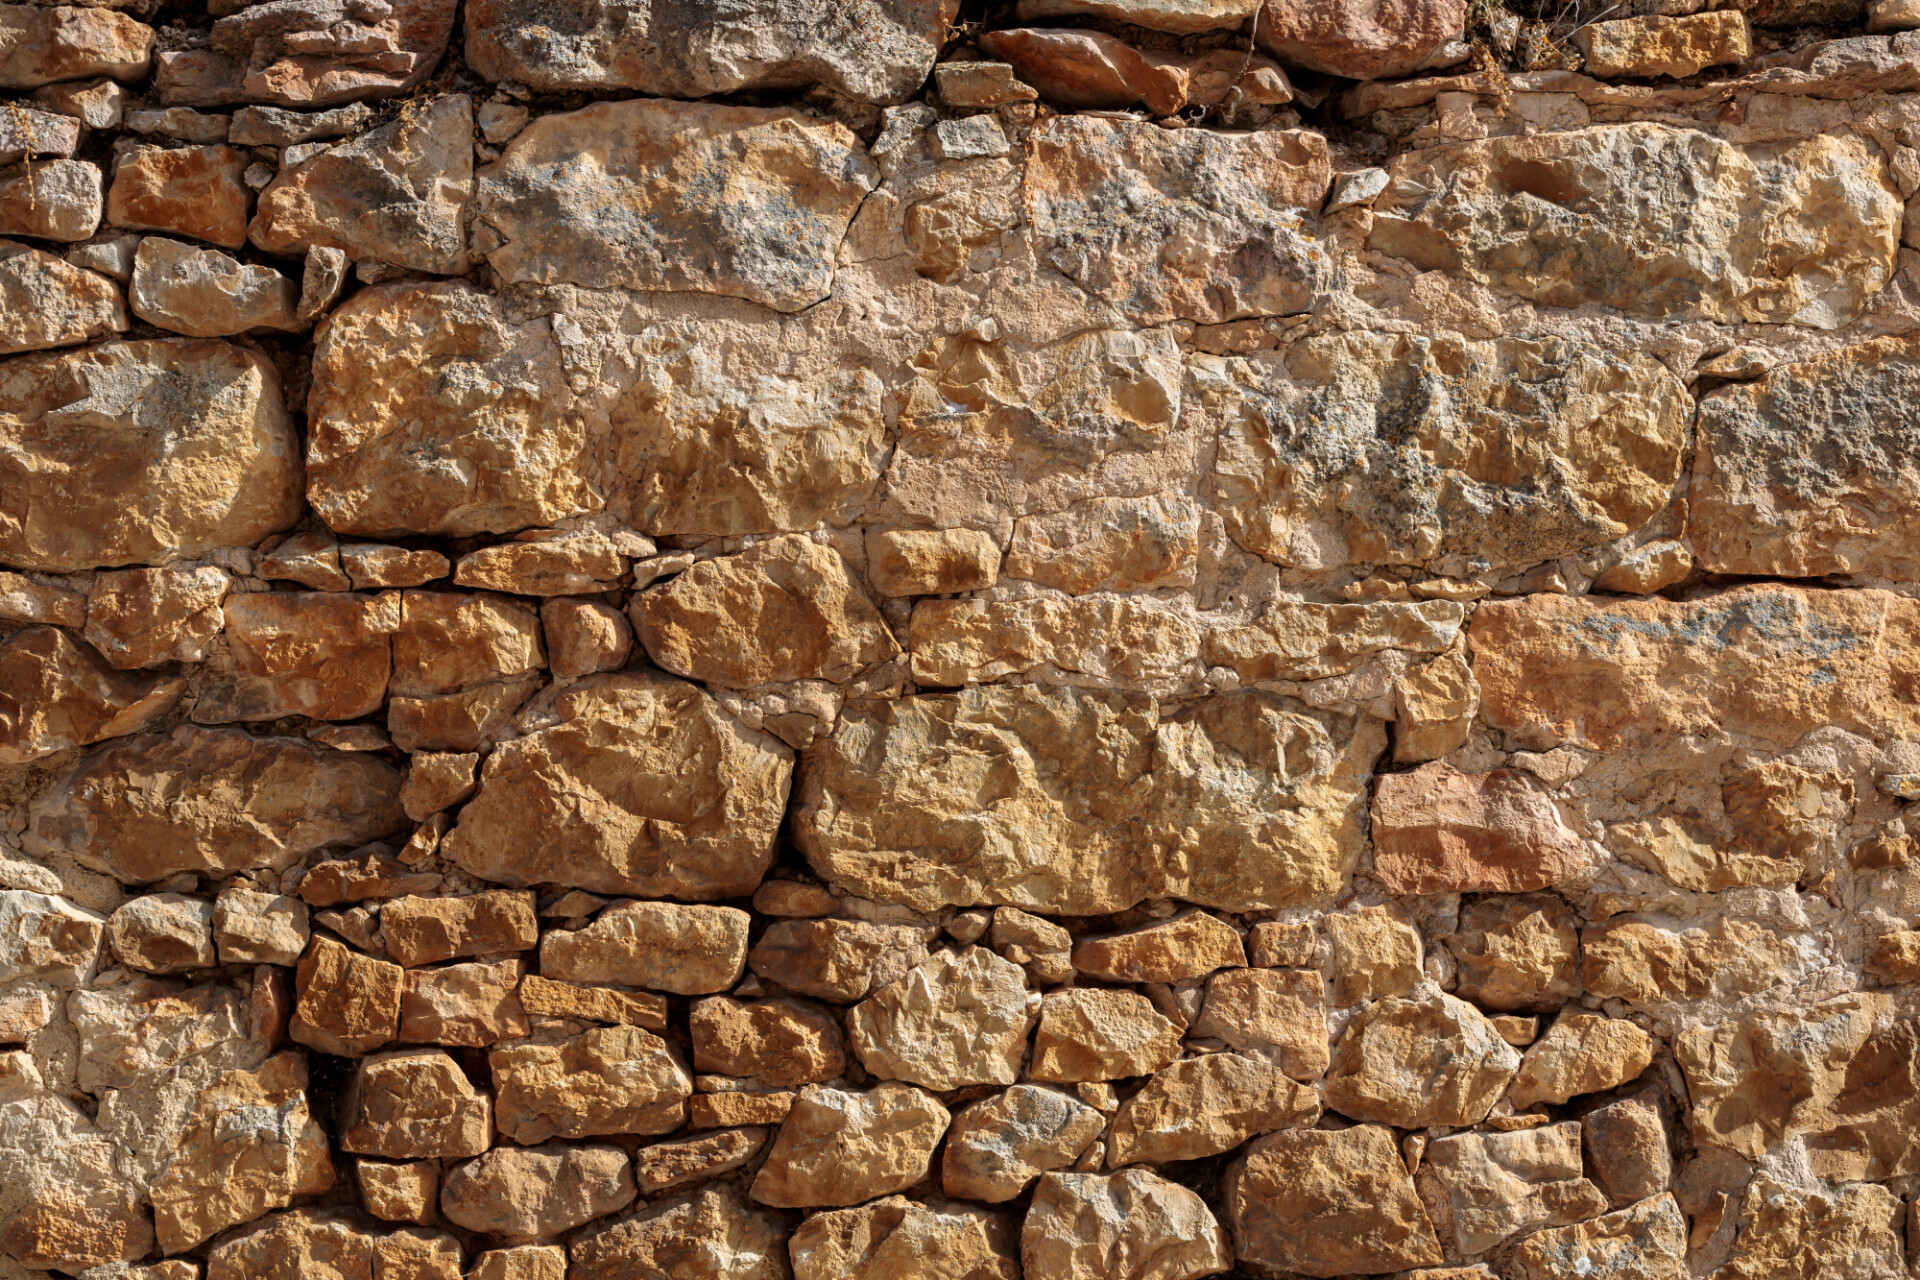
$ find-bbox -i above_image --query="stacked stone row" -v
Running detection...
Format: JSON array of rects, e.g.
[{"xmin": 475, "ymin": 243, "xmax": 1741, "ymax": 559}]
[{"xmin": 5, "ymin": 0, "xmax": 1920, "ymax": 1279}]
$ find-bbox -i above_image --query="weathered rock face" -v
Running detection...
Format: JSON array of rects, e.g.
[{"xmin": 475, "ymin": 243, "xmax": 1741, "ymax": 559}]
[
  {"xmin": 1024, "ymin": 116, "xmax": 1329, "ymax": 325},
  {"xmin": 306, "ymin": 281, "xmax": 595, "ymax": 538},
  {"xmin": 0, "ymin": 339, "xmax": 300, "ymax": 571},
  {"xmin": 1470, "ymin": 586, "xmax": 1920, "ymax": 751},
  {"xmin": 750, "ymin": 1082, "xmax": 950, "ymax": 1208},
  {"xmin": 797, "ymin": 684, "xmax": 1383, "ymax": 914},
  {"xmin": 1021, "ymin": 1169, "xmax": 1231, "ymax": 1280},
  {"xmin": 1370, "ymin": 124, "xmax": 1900, "ymax": 329},
  {"xmin": 466, "ymin": 0, "xmax": 957, "ymax": 102},
  {"xmin": 5, "ymin": 0, "xmax": 1910, "ymax": 1271},
  {"xmin": 1324, "ymin": 994, "xmax": 1521, "ymax": 1128},
  {"xmin": 474, "ymin": 99, "xmax": 875, "ymax": 312},
  {"xmin": 1214, "ymin": 333, "xmax": 1688, "ymax": 571},
  {"xmin": 27, "ymin": 726, "xmax": 404, "ymax": 883},
  {"xmin": 441, "ymin": 673, "xmax": 793, "ymax": 898},
  {"xmin": 1692, "ymin": 334, "xmax": 1920, "ymax": 579},
  {"xmin": 1227, "ymin": 1124, "xmax": 1443, "ymax": 1278},
  {"xmin": 631, "ymin": 535, "xmax": 898, "ymax": 687}
]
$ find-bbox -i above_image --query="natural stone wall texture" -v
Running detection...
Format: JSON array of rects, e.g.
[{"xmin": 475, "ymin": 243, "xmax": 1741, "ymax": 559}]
[{"xmin": 8, "ymin": 0, "xmax": 1920, "ymax": 1278}]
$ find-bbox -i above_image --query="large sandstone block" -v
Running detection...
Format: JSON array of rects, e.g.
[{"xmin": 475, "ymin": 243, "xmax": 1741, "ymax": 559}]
[
  {"xmin": 1692, "ymin": 335, "xmax": 1920, "ymax": 580},
  {"xmin": 0, "ymin": 237, "xmax": 126, "ymax": 355},
  {"xmin": 943, "ymin": 1085, "xmax": 1106, "ymax": 1203},
  {"xmin": 1022, "ymin": 1169, "xmax": 1230, "ymax": 1280},
  {"xmin": 540, "ymin": 901, "xmax": 750, "ymax": 995},
  {"xmin": 441, "ymin": 673, "xmax": 792, "ymax": 898},
  {"xmin": 1107, "ymin": 1053, "xmax": 1320, "ymax": 1165},
  {"xmin": 0, "ymin": 1091, "xmax": 153, "ymax": 1271},
  {"xmin": 1226, "ymin": 1124, "xmax": 1443, "ymax": 1277},
  {"xmin": 0, "ymin": 625, "xmax": 181, "ymax": 764},
  {"xmin": 0, "ymin": 339, "xmax": 300, "ymax": 572},
  {"xmin": 569, "ymin": 1187, "xmax": 788, "ymax": 1280},
  {"xmin": 306, "ymin": 282, "xmax": 598, "ymax": 538},
  {"xmin": 1024, "ymin": 115, "xmax": 1329, "ymax": 324},
  {"xmin": 1323, "ymin": 994, "xmax": 1521, "ymax": 1128},
  {"xmin": 1369, "ymin": 124, "xmax": 1901, "ymax": 329},
  {"xmin": 1370, "ymin": 762, "xmax": 1588, "ymax": 895},
  {"xmin": 440, "ymin": 1143, "xmax": 636, "ymax": 1240},
  {"xmin": 750, "ymin": 1082, "xmax": 950, "ymax": 1208},
  {"xmin": 1413, "ymin": 1123, "xmax": 1608, "ymax": 1257},
  {"xmin": 473, "ymin": 99, "xmax": 876, "ymax": 312},
  {"xmin": 466, "ymin": 0, "xmax": 957, "ymax": 102},
  {"xmin": 797, "ymin": 684, "xmax": 1384, "ymax": 914},
  {"xmin": 1213, "ymin": 332, "xmax": 1688, "ymax": 571},
  {"xmin": 250, "ymin": 95, "xmax": 472, "ymax": 276},
  {"xmin": 1470, "ymin": 586, "xmax": 1920, "ymax": 751},
  {"xmin": 0, "ymin": 4, "xmax": 152, "ymax": 89},
  {"xmin": 193, "ymin": 591, "xmax": 400, "ymax": 724},
  {"xmin": 630, "ymin": 535, "xmax": 898, "ymax": 688},
  {"xmin": 490, "ymin": 1025, "xmax": 692, "ymax": 1143},
  {"xmin": 790, "ymin": 1196, "xmax": 1019, "ymax": 1280},
  {"xmin": 26, "ymin": 726, "xmax": 404, "ymax": 883},
  {"xmin": 1257, "ymin": 0, "xmax": 1462, "ymax": 78},
  {"xmin": 846, "ymin": 946, "xmax": 1035, "ymax": 1091}
]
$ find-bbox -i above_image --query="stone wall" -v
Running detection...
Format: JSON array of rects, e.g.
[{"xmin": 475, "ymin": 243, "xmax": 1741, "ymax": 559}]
[{"xmin": 2, "ymin": 0, "xmax": 1918, "ymax": 1277}]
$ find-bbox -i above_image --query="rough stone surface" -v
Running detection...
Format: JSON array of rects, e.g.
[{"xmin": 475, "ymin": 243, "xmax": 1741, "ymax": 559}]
[
  {"xmin": 943, "ymin": 1084, "xmax": 1106, "ymax": 1202},
  {"xmin": 540, "ymin": 901, "xmax": 750, "ymax": 995},
  {"xmin": 1022, "ymin": 1169, "xmax": 1231, "ymax": 1280},
  {"xmin": 1324, "ymin": 994, "xmax": 1522, "ymax": 1128},
  {"xmin": 749, "ymin": 1082, "xmax": 950, "ymax": 1208},
  {"xmin": 1107, "ymin": 1052, "xmax": 1320, "ymax": 1166},
  {"xmin": 474, "ymin": 99, "xmax": 876, "ymax": 312},
  {"xmin": 1413, "ymin": 1123, "xmax": 1609, "ymax": 1257},
  {"xmin": 0, "ymin": 339, "xmax": 300, "ymax": 572},
  {"xmin": 1028, "ymin": 987, "xmax": 1182, "ymax": 1082},
  {"xmin": 490, "ymin": 1025, "xmax": 692, "ymax": 1144},
  {"xmin": 339, "ymin": 1048, "xmax": 492, "ymax": 1159},
  {"xmin": 1228, "ymin": 1124, "xmax": 1444, "ymax": 1277},
  {"xmin": 440, "ymin": 1143, "xmax": 636, "ymax": 1239},
  {"xmin": 847, "ymin": 946, "xmax": 1035, "ymax": 1090},
  {"xmin": 569, "ymin": 1187, "xmax": 788, "ymax": 1280},
  {"xmin": 0, "ymin": 237, "xmax": 126, "ymax": 355},
  {"xmin": 790, "ymin": 1196, "xmax": 1019, "ymax": 1280},
  {"xmin": 1372, "ymin": 762, "xmax": 1588, "ymax": 894}
]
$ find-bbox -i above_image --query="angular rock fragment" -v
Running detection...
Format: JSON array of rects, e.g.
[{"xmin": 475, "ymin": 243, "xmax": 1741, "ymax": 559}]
[
  {"xmin": 690, "ymin": 995, "xmax": 845, "ymax": 1088},
  {"xmin": 306, "ymin": 281, "xmax": 598, "ymax": 538},
  {"xmin": 1508, "ymin": 1012, "xmax": 1654, "ymax": 1108},
  {"xmin": 1024, "ymin": 115, "xmax": 1329, "ymax": 324},
  {"xmin": 490, "ymin": 1025, "xmax": 692, "ymax": 1143},
  {"xmin": 467, "ymin": 0, "xmax": 956, "ymax": 102},
  {"xmin": 154, "ymin": 0, "xmax": 455, "ymax": 108},
  {"xmin": 1395, "ymin": 651, "xmax": 1479, "ymax": 763},
  {"xmin": 790, "ymin": 1196, "xmax": 1020, "ymax": 1280},
  {"xmin": 978, "ymin": 27, "xmax": 1292, "ymax": 116},
  {"xmin": 1002, "ymin": 495, "xmax": 1198, "ymax": 596},
  {"xmin": 107, "ymin": 893, "xmax": 216, "ymax": 973},
  {"xmin": 147, "ymin": 1052, "xmax": 333, "ymax": 1253},
  {"xmin": 250, "ymin": 96, "xmax": 472, "ymax": 276},
  {"xmin": 517, "ymin": 975, "xmax": 668, "ymax": 1030},
  {"xmin": 1704, "ymin": 1178, "xmax": 1901, "ymax": 1280},
  {"xmin": 1574, "ymin": 11, "xmax": 1750, "ymax": 78},
  {"xmin": 441, "ymin": 673, "xmax": 792, "ymax": 898},
  {"xmin": 0, "ymin": 238, "xmax": 125, "ymax": 355},
  {"xmin": 631, "ymin": 535, "xmax": 898, "ymax": 687},
  {"xmin": 0, "ymin": 1091, "xmax": 154, "ymax": 1270},
  {"xmin": 541, "ymin": 599, "xmax": 633, "ymax": 677},
  {"xmin": 1506, "ymin": 1193, "xmax": 1689, "ymax": 1280},
  {"xmin": 0, "ymin": 625, "xmax": 181, "ymax": 764},
  {"xmin": 129, "ymin": 237, "xmax": 299, "ymax": 337},
  {"xmin": 540, "ymin": 901, "xmax": 749, "ymax": 995},
  {"xmin": 339, "ymin": 1048, "xmax": 492, "ymax": 1160},
  {"xmin": 193, "ymin": 591, "xmax": 400, "ymax": 724},
  {"xmin": 1582, "ymin": 915, "xmax": 1799, "ymax": 1005},
  {"xmin": 1205, "ymin": 599, "xmax": 1461, "ymax": 684},
  {"xmin": 1022, "ymin": 1169, "xmax": 1231, "ymax": 1280},
  {"xmin": 290, "ymin": 936, "xmax": 402, "ymax": 1056},
  {"xmin": 1414, "ymin": 1123, "xmax": 1609, "ymax": 1257},
  {"xmin": 750, "ymin": 1083, "xmax": 949, "ymax": 1208},
  {"xmin": 748, "ymin": 917, "xmax": 937, "ymax": 1001},
  {"xmin": 1257, "ymin": 0, "xmax": 1463, "ymax": 78},
  {"xmin": 1372, "ymin": 763, "xmax": 1588, "ymax": 894},
  {"xmin": 299, "ymin": 852, "xmax": 441, "ymax": 907},
  {"xmin": 0, "ymin": 889, "xmax": 104, "ymax": 987},
  {"xmin": 569, "ymin": 1187, "xmax": 788, "ymax": 1280},
  {"xmin": 381, "ymin": 890, "xmax": 537, "ymax": 968},
  {"xmin": 0, "ymin": 4, "xmax": 152, "ymax": 89},
  {"xmin": 1324, "ymin": 904, "xmax": 1422, "ymax": 1004},
  {"xmin": 1189, "ymin": 967, "xmax": 1328, "ymax": 1079},
  {"xmin": 107, "ymin": 143, "xmax": 250, "ymax": 248},
  {"xmin": 358, "ymin": 1160, "xmax": 438, "ymax": 1225},
  {"xmin": 943, "ymin": 1085, "xmax": 1106, "ymax": 1202},
  {"xmin": 1027, "ymin": 988, "xmax": 1182, "ymax": 1083},
  {"xmin": 1370, "ymin": 124, "xmax": 1900, "ymax": 329},
  {"xmin": 1692, "ymin": 335, "xmax": 1920, "ymax": 580},
  {"xmin": 1108, "ymin": 1053, "xmax": 1320, "ymax": 1166},
  {"xmin": 0, "ymin": 570, "xmax": 83, "ymax": 627},
  {"xmin": 1583, "ymin": 1089, "xmax": 1672, "ymax": 1206},
  {"xmin": 399, "ymin": 958, "xmax": 528, "ymax": 1046},
  {"xmin": 1227, "ymin": 1124, "xmax": 1444, "ymax": 1277},
  {"xmin": 0, "ymin": 157, "xmax": 104, "ymax": 241},
  {"xmin": 84, "ymin": 566, "xmax": 230, "ymax": 668},
  {"xmin": 204, "ymin": 1210, "xmax": 462, "ymax": 1280},
  {"xmin": 1324, "ymin": 994, "xmax": 1521, "ymax": 1128},
  {"xmin": 632, "ymin": 1128, "xmax": 767, "ymax": 1195},
  {"xmin": 867, "ymin": 528, "xmax": 1002, "ymax": 598},
  {"xmin": 848, "ymin": 947, "xmax": 1034, "ymax": 1091},
  {"xmin": 799, "ymin": 685, "xmax": 1383, "ymax": 914},
  {"xmin": 398, "ymin": 752, "xmax": 477, "ymax": 822},
  {"xmin": 440, "ymin": 1144, "xmax": 635, "ymax": 1240},
  {"xmin": 1073, "ymin": 911, "xmax": 1246, "ymax": 984},
  {"xmin": 1447, "ymin": 893, "xmax": 1582, "ymax": 1012},
  {"xmin": 454, "ymin": 534, "xmax": 625, "ymax": 596},
  {"xmin": 474, "ymin": 99, "xmax": 876, "ymax": 312},
  {"xmin": 1470, "ymin": 586, "xmax": 1920, "ymax": 750},
  {"xmin": 391, "ymin": 589, "xmax": 542, "ymax": 699},
  {"xmin": 27, "ymin": 726, "xmax": 403, "ymax": 883},
  {"xmin": 0, "ymin": 339, "xmax": 300, "ymax": 572}
]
